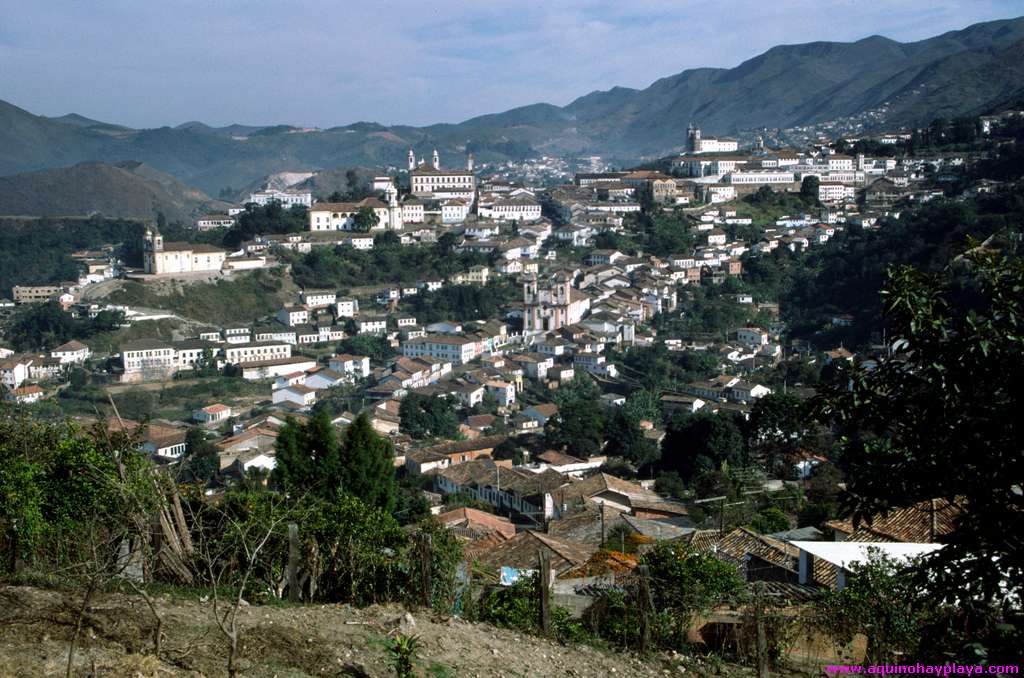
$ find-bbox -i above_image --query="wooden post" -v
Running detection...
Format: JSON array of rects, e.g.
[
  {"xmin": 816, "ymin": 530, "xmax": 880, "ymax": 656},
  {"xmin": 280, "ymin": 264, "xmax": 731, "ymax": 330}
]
[
  {"xmin": 637, "ymin": 565, "xmax": 654, "ymax": 653},
  {"xmin": 287, "ymin": 523, "xmax": 300, "ymax": 603},
  {"xmin": 754, "ymin": 588, "xmax": 768, "ymax": 678},
  {"xmin": 420, "ymin": 533, "xmax": 433, "ymax": 608},
  {"xmin": 538, "ymin": 549, "xmax": 551, "ymax": 636}
]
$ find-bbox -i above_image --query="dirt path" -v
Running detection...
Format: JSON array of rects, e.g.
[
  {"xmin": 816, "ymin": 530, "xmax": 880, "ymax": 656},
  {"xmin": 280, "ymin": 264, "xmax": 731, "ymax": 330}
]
[{"xmin": 0, "ymin": 586, "xmax": 731, "ymax": 678}]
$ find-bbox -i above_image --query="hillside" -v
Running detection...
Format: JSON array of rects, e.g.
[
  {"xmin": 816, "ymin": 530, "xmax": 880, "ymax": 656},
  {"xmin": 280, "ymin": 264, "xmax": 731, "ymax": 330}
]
[
  {"xmin": 1, "ymin": 16, "xmax": 1022, "ymax": 191},
  {"xmin": 0, "ymin": 161, "xmax": 230, "ymax": 223},
  {"xmin": 0, "ymin": 586, "xmax": 730, "ymax": 677}
]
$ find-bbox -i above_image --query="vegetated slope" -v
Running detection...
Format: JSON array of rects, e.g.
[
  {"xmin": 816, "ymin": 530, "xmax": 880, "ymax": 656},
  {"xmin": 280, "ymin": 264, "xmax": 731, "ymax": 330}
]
[
  {"xmin": 0, "ymin": 586, "xmax": 707, "ymax": 677},
  {"xmin": 2, "ymin": 16, "xmax": 1022, "ymax": 189},
  {"xmin": 0, "ymin": 161, "xmax": 230, "ymax": 223},
  {"xmin": 103, "ymin": 269, "xmax": 294, "ymax": 325}
]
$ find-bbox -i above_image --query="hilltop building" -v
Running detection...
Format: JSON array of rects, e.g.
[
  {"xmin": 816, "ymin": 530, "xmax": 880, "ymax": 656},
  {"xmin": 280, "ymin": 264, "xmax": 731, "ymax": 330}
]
[
  {"xmin": 143, "ymin": 228, "xmax": 226, "ymax": 275},
  {"xmin": 409, "ymin": 149, "xmax": 476, "ymax": 201},
  {"xmin": 523, "ymin": 272, "xmax": 591, "ymax": 335},
  {"xmin": 687, "ymin": 124, "xmax": 738, "ymax": 154}
]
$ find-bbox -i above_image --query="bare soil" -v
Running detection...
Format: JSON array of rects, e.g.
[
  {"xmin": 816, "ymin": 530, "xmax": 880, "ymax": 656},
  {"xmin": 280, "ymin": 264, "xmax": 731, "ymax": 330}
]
[{"xmin": 0, "ymin": 586, "xmax": 762, "ymax": 678}]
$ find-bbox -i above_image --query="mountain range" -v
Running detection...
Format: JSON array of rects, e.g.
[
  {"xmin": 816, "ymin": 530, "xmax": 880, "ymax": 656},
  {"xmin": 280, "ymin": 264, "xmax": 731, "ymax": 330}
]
[
  {"xmin": 0, "ymin": 161, "xmax": 230, "ymax": 223},
  {"xmin": 1, "ymin": 16, "xmax": 1023, "ymax": 198}
]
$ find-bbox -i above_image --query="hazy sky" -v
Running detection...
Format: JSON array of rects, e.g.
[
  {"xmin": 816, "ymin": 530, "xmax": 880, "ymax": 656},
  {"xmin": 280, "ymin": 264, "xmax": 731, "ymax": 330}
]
[{"xmin": 2, "ymin": 0, "xmax": 1022, "ymax": 129}]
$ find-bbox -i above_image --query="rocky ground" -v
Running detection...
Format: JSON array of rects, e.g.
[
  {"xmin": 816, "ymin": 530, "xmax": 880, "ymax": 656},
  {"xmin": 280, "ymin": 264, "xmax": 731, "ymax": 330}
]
[{"xmin": 0, "ymin": 586, "xmax": 777, "ymax": 677}]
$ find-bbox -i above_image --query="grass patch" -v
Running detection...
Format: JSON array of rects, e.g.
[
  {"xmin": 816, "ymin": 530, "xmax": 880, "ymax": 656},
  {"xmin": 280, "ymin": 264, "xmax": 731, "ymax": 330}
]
[{"xmin": 107, "ymin": 269, "xmax": 293, "ymax": 325}]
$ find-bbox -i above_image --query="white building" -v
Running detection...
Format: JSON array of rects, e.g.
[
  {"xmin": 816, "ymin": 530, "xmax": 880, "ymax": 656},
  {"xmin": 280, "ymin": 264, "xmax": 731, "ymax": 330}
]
[
  {"xmin": 335, "ymin": 298, "xmax": 358, "ymax": 318},
  {"xmin": 223, "ymin": 342, "xmax": 293, "ymax": 365},
  {"xmin": 329, "ymin": 354, "xmax": 371, "ymax": 380},
  {"xmin": 409, "ymin": 149, "xmax": 476, "ymax": 200},
  {"xmin": 143, "ymin": 229, "xmax": 226, "ymax": 275},
  {"xmin": 687, "ymin": 125, "xmax": 739, "ymax": 154},
  {"xmin": 818, "ymin": 182, "xmax": 857, "ymax": 204},
  {"xmin": 728, "ymin": 170, "xmax": 795, "ymax": 185},
  {"xmin": 402, "ymin": 335, "xmax": 479, "ymax": 365},
  {"xmin": 51, "ymin": 340, "xmax": 91, "ymax": 364},
  {"xmin": 194, "ymin": 403, "xmax": 232, "ymax": 425},
  {"xmin": 276, "ymin": 306, "xmax": 310, "ymax": 327},
  {"xmin": 301, "ymin": 290, "xmax": 336, "ymax": 308},
  {"xmin": 121, "ymin": 339, "xmax": 177, "ymax": 377},
  {"xmin": 478, "ymin": 195, "xmax": 542, "ymax": 221},
  {"xmin": 272, "ymin": 384, "xmax": 317, "ymax": 408},
  {"xmin": 248, "ymin": 189, "xmax": 312, "ymax": 208},
  {"xmin": 194, "ymin": 215, "xmax": 235, "ymax": 231},
  {"xmin": 442, "ymin": 199, "xmax": 471, "ymax": 224}
]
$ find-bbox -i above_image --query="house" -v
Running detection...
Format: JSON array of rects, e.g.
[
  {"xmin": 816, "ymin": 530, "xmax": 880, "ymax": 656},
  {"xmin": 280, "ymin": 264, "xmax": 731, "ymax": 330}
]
[
  {"xmin": 51, "ymin": 340, "xmax": 91, "ymax": 364},
  {"xmin": 0, "ymin": 356, "xmax": 32, "ymax": 389},
  {"xmin": 272, "ymin": 384, "xmax": 317, "ymax": 409},
  {"xmin": 329, "ymin": 354, "xmax": 371, "ymax": 380},
  {"xmin": 437, "ymin": 507, "xmax": 517, "ymax": 540},
  {"xmin": 142, "ymin": 228, "xmax": 226, "ymax": 275},
  {"xmin": 5, "ymin": 384, "xmax": 44, "ymax": 405},
  {"xmin": 121, "ymin": 339, "xmax": 177, "ymax": 380},
  {"xmin": 240, "ymin": 356, "xmax": 317, "ymax": 380},
  {"xmin": 305, "ymin": 368, "xmax": 346, "ymax": 390},
  {"xmin": 402, "ymin": 335, "xmax": 479, "ymax": 365},
  {"xmin": 473, "ymin": 531, "xmax": 597, "ymax": 577},
  {"xmin": 301, "ymin": 289, "xmax": 337, "ymax": 308},
  {"xmin": 551, "ymin": 473, "xmax": 690, "ymax": 521},
  {"xmin": 533, "ymin": 451, "xmax": 605, "ymax": 478},
  {"xmin": 735, "ymin": 327, "xmax": 768, "ymax": 347},
  {"xmin": 659, "ymin": 393, "xmax": 705, "ymax": 417},
  {"xmin": 825, "ymin": 498, "xmax": 960, "ymax": 544},
  {"xmin": 794, "ymin": 540, "xmax": 943, "ymax": 591},
  {"xmin": 405, "ymin": 435, "xmax": 507, "ymax": 474},
  {"xmin": 728, "ymin": 381, "xmax": 771, "ymax": 403},
  {"xmin": 335, "ymin": 298, "xmax": 359, "ymax": 318},
  {"xmin": 276, "ymin": 305, "xmax": 310, "ymax": 327},
  {"xmin": 509, "ymin": 353, "xmax": 554, "ymax": 380},
  {"xmin": 193, "ymin": 403, "xmax": 232, "ymax": 426},
  {"xmin": 522, "ymin": 403, "xmax": 558, "ymax": 427},
  {"xmin": 132, "ymin": 421, "xmax": 189, "ymax": 460}
]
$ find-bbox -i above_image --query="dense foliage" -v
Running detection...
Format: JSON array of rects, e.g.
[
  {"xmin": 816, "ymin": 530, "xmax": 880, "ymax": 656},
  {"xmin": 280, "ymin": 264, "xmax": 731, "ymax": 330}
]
[
  {"xmin": 0, "ymin": 216, "xmax": 144, "ymax": 297},
  {"xmin": 290, "ymin": 237, "xmax": 488, "ymax": 288},
  {"xmin": 5, "ymin": 301, "xmax": 124, "ymax": 351},
  {"xmin": 815, "ymin": 250, "xmax": 1023, "ymax": 607},
  {"xmin": 399, "ymin": 393, "xmax": 460, "ymax": 440}
]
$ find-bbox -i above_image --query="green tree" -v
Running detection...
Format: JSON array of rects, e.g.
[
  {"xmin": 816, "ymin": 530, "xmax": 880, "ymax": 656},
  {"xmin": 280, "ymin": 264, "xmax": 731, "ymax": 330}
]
[
  {"xmin": 353, "ymin": 206, "xmax": 380, "ymax": 233},
  {"xmin": 642, "ymin": 541, "xmax": 746, "ymax": 647},
  {"xmin": 800, "ymin": 175, "xmax": 820, "ymax": 205},
  {"xmin": 551, "ymin": 373, "xmax": 600, "ymax": 409},
  {"xmin": 748, "ymin": 507, "xmax": 790, "ymax": 534},
  {"xmin": 491, "ymin": 438, "xmax": 523, "ymax": 465},
  {"xmin": 545, "ymin": 399, "xmax": 605, "ymax": 459},
  {"xmin": 810, "ymin": 552, "xmax": 927, "ymax": 663},
  {"xmin": 399, "ymin": 393, "xmax": 460, "ymax": 440},
  {"xmin": 659, "ymin": 411, "xmax": 745, "ymax": 482},
  {"xmin": 338, "ymin": 413, "xmax": 396, "ymax": 512},
  {"xmin": 271, "ymin": 411, "xmax": 343, "ymax": 498},
  {"xmin": 814, "ymin": 250, "xmax": 1024, "ymax": 604},
  {"xmin": 183, "ymin": 428, "xmax": 220, "ymax": 485},
  {"xmin": 603, "ymin": 407, "xmax": 660, "ymax": 468}
]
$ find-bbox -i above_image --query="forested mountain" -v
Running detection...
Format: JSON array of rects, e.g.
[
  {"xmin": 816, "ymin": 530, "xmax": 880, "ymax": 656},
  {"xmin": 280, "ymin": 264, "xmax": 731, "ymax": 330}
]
[
  {"xmin": 1, "ymin": 16, "xmax": 1023, "ymax": 193},
  {"xmin": 0, "ymin": 161, "xmax": 230, "ymax": 223}
]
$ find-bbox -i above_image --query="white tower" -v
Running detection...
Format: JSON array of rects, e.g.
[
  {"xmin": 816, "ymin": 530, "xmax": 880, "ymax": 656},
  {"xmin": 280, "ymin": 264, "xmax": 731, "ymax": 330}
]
[
  {"xmin": 467, "ymin": 153, "xmax": 475, "ymax": 172},
  {"xmin": 407, "ymin": 148, "xmax": 415, "ymax": 171},
  {"xmin": 432, "ymin": 149, "xmax": 440, "ymax": 169}
]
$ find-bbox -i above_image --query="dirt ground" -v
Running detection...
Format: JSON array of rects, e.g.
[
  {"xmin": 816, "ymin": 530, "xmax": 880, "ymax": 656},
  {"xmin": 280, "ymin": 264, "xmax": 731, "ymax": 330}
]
[{"xmin": 0, "ymin": 585, "xmax": 765, "ymax": 678}]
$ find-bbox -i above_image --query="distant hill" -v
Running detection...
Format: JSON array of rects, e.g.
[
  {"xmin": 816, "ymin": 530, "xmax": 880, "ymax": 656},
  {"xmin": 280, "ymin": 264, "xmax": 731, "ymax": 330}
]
[
  {"xmin": 0, "ymin": 161, "xmax": 231, "ymax": 224},
  {"xmin": 2, "ymin": 16, "xmax": 1023, "ymax": 192}
]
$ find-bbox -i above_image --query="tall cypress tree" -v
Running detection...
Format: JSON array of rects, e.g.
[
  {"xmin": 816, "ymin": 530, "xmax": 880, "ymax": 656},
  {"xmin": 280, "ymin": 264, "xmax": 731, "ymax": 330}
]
[
  {"xmin": 339, "ymin": 413, "xmax": 396, "ymax": 512},
  {"xmin": 272, "ymin": 411, "xmax": 342, "ymax": 498}
]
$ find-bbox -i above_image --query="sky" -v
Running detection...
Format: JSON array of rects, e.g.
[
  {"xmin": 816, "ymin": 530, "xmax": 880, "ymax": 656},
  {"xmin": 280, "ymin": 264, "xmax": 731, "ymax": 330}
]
[{"xmin": 1, "ymin": 0, "xmax": 1023, "ymax": 129}]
